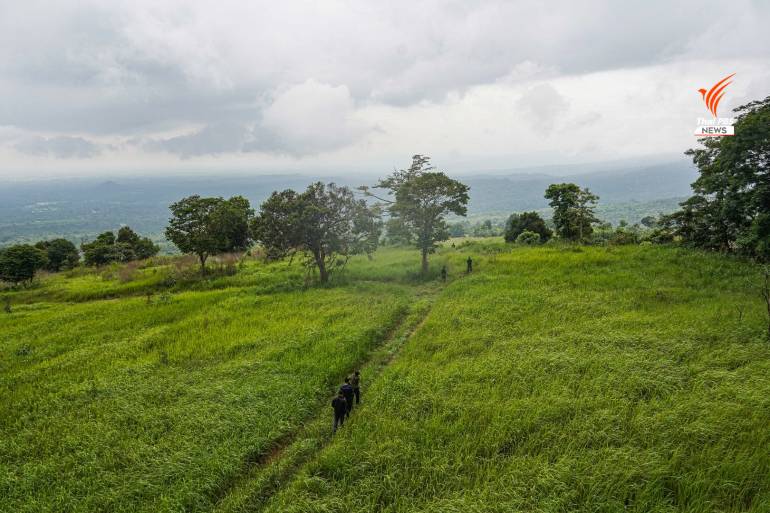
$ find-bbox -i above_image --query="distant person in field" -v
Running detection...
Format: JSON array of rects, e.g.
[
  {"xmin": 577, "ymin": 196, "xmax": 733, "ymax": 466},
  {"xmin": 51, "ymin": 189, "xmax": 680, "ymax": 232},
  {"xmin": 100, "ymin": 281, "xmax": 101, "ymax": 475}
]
[
  {"xmin": 340, "ymin": 378, "xmax": 354, "ymax": 418},
  {"xmin": 466, "ymin": 256, "xmax": 473, "ymax": 273},
  {"xmin": 331, "ymin": 391, "xmax": 347, "ymax": 433},
  {"xmin": 351, "ymin": 370, "xmax": 361, "ymax": 404},
  {"xmin": 440, "ymin": 265, "xmax": 447, "ymax": 282}
]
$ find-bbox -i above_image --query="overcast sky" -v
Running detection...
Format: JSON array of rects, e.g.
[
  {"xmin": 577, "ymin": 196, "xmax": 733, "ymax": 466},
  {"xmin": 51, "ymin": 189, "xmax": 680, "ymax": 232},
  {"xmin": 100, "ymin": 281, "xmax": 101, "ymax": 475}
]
[{"xmin": 0, "ymin": 0, "xmax": 768, "ymax": 179}]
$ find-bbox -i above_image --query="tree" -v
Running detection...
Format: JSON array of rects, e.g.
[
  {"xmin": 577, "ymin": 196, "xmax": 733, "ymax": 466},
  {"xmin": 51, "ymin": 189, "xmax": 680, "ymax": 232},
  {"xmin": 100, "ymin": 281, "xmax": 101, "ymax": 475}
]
[
  {"xmin": 253, "ymin": 182, "xmax": 381, "ymax": 283},
  {"xmin": 504, "ymin": 211, "xmax": 552, "ymax": 243},
  {"xmin": 544, "ymin": 183, "xmax": 599, "ymax": 241},
  {"xmin": 668, "ymin": 95, "xmax": 770, "ymax": 260},
  {"xmin": 640, "ymin": 216, "xmax": 657, "ymax": 229},
  {"xmin": 117, "ymin": 226, "xmax": 159, "ymax": 260},
  {"xmin": 166, "ymin": 195, "xmax": 253, "ymax": 274},
  {"xmin": 0, "ymin": 244, "xmax": 47, "ymax": 285},
  {"xmin": 81, "ymin": 227, "xmax": 158, "ymax": 266},
  {"xmin": 35, "ymin": 238, "xmax": 79, "ymax": 271},
  {"xmin": 363, "ymin": 155, "xmax": 469, "ymax": 274}
]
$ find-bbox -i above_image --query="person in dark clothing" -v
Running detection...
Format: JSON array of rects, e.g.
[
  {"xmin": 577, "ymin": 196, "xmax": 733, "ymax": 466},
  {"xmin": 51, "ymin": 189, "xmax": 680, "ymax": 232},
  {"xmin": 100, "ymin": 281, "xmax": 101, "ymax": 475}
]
[
  {"xmin": 331, "ymin": 392, "xmax": 347, "ymax": 433},
  {"xmin": 350, "ymin": 370, "xmax": 361, "ymax": 404},
  {"xmin": 340, "ymin": 378, "xmax": 354, "ymax": 418},
  {"xmin": 466, "ymin": 256, "xmax": 473, "ymax": 273},
  {"xmin": 440, "ymin": 265, "xmax": 447, "ymax": 282}
]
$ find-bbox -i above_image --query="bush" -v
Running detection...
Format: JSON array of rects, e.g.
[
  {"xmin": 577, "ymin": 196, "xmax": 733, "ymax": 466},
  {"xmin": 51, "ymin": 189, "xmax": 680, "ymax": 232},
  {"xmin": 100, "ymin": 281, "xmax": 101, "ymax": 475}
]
[
  {"xmin": 505, "ymin": 212, "xmax": 552, "ymax": 243},
  {"xmin": 516, "ymin": 230, "xmax": 541, "ymax": 245},
  {"xmin": 609, "ymin": 229, "xmax": 639, "ymax": 245}
]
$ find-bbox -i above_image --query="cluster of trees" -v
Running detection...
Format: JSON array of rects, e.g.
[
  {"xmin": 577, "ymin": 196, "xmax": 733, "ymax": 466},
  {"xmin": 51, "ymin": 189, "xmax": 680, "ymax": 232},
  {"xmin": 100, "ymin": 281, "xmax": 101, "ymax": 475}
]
[
  {"xmin": 661, "ymin": 96, "xmax": 770, "ymax": 261},
  {"xmin": 503, "ymin": 183, "xmax": 600, "ymax": 245},
  {"xmin": 81, "ymin": 227, "xmax": 160, "ymax": 266},
  {"xmin": 0, "ymin": 226, "xmax": 159, "ymax": 286},
  {"xmin": 0, "ymin": 238, "xmax": 83, "ymax": 285},
  {"xmin": 166, "ymin": 155, "xmax": 469, "ymax": 281}
]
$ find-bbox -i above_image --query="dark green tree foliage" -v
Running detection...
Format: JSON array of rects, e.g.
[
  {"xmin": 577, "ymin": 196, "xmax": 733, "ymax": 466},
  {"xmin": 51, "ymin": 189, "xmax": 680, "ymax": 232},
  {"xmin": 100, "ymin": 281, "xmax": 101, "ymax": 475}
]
[
  {"xmin": 117, "ymin": 227, "xmax": 160, "ymax": 260},
  {"xmin": 252, "ymin": 182, "xmax": 381, "ymax": 283},
  {"xmin": 367, "ymin": 155, "xmax": 469, "ymax": 273},
  {"xmin": 504, "ymin": 211, "xmax": 552, "ymax": 243},
  {"xmin": 34, "ymin": 238, "xmax": 79, "ymax": 271},
  {"xmin": 0, "ymin": 244, "xmax": 47, "ymax": 285},
  {"xmin": 664, "ymin": 96, "xmax": 770, "ymax": 260},
  {"xmin": 544, "ymin": 183, "xmax": 600, "ymax": 241},
  {"xmin": 166, "ymin": 195, "xmax": 253, "ymax": 274},
  {"xmin": 82, "ymin": 227, "xmax": 159, "ymax": 266}
]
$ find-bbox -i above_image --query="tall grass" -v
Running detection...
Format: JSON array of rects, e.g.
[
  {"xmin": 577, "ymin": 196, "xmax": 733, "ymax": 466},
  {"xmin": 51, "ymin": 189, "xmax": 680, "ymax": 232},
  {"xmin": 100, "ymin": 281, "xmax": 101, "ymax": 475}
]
[
  {"xmin": 264, "ymin": 244, "xmax": 770, "ymax": 512},
  {"xmin": 0, "ymin": 275, "xmax": 412, "ymax": 512}
]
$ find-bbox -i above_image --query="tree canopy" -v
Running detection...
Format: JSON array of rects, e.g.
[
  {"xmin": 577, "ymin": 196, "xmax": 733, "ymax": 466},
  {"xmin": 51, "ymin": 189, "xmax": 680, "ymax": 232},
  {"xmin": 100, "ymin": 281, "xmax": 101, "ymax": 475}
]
[
  {"xmin": 81, "ymin": 227, "xmax": 159, "ymax": 266},
  {"xmin": 366, "ymin": 155, "xmax": 469, "ymax": 273},
  {"xmin": 252, "ymin": 182, "xmax": 381, "ymax": 283},
  {"xmin": 165, "ymin": 195, "xmax": 253, "ymax": 274},
  {"xmin": 0, "ymin": 244, "xmax": 47, "ymax": 285},
  {"xmin": 504, "ymin": 211, "xmax": 552, "ymax": 243},
  {"xmin": 544, "ymin": 183, "xmax": 599, "ymax": 241},
  {"xmin": 34, "ymin": 238, "xmax": 79, "ymax": 271},
  {"xmin": 663, "ymin": 95, "xmax": 770, "ymax": 261}
]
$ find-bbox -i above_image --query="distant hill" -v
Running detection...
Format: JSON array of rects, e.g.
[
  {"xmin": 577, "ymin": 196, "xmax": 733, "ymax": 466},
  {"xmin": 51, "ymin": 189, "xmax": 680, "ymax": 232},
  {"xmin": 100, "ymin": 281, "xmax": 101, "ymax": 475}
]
[
  {"xmin": 0, "ymin": 161, "xmax": 697, "ymax": 245},
  {"xmin": 461, "ymin": 161, "xmax": 697, "ymax": 214}
]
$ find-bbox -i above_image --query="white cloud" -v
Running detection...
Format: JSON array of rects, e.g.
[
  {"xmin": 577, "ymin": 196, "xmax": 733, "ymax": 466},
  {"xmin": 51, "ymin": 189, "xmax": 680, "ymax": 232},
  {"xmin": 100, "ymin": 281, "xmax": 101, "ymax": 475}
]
[{"xmin": 0, "ymin": 0, "xmax": 768, "ymax": 175}]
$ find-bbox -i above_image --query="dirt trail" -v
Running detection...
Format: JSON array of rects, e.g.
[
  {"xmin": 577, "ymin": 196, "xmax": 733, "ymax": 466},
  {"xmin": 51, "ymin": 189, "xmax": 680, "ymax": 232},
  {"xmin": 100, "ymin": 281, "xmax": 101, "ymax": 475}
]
[{"xmin": 210, "ymin": 282, "xmax": 441, "ymax": 513}]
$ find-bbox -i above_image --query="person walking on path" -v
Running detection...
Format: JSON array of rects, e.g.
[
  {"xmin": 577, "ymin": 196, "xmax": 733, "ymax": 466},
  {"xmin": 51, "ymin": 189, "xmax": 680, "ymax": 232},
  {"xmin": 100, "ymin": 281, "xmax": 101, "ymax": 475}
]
[
  {"xmin": 340, "ymin": 378, "xmax": 354, "ymax": 418},
  {"xmin": 350, "ymin": 370, "xmax": 361, "ymax": 404},
  {"xmin": 331, "ymin": 391, "xmax": 347, "ymax": 433},
  {"xmin": 466, "ymin": 256, "xmax": 473, "ymax": 274},
  {"xmin": 440, "ymin": 265, "xmax": 447, "ymax": 282}
]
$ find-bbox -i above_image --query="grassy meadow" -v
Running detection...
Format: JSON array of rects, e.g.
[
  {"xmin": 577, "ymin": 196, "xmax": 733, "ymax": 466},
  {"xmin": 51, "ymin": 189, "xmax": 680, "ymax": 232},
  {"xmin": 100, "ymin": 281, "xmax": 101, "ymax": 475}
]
[{"xmin": 2, "ymin": 242, "xmax": 770, "ymax": 512}]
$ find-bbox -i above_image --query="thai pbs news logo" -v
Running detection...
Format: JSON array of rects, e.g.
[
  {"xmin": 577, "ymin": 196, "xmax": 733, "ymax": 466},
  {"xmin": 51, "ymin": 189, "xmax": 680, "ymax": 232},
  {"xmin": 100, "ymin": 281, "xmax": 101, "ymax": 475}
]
[{"xmin": 694, "ymin": 73, "xmax": 735, "ymax": 137}]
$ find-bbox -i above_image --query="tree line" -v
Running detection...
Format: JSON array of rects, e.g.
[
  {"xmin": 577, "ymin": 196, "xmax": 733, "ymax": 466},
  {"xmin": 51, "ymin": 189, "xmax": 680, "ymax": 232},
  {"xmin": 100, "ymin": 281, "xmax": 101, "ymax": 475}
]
[
  {"xmin": 0, "ymin": 227, "xmax": 158, "ymax": 285},
  {"xmin": 165, "ymin": 155, "xmax": 470, "ymax": 282}
]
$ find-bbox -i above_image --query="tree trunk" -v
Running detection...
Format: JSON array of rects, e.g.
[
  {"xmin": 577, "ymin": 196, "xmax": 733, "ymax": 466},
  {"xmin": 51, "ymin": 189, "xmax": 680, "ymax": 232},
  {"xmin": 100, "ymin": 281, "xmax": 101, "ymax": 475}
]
[
  {"xmin": 315, "ymin": 250, "xmax": 329, "ymax": 283},
  {"xmin": 199, "ymin": 253, "xmax": 208, "ymax": 276},
  {"xmin": 421, "ymin": 248, "xmax": 429, "ymax": 275}
]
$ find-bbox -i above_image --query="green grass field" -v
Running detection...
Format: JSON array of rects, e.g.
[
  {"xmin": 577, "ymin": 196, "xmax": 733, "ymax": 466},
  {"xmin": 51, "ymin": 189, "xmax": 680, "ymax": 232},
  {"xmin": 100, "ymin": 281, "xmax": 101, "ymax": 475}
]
[{"xmin": 2, "ymin": 243, "xmax": 769, "ymax": 512}]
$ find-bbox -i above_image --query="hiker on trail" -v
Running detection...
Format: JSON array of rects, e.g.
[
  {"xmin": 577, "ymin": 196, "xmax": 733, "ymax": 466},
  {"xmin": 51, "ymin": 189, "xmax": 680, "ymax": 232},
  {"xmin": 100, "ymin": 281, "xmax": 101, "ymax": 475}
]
[
  {"xmin": 440, "ymin": 266, "xmax": 447, "ymax": 282},
  {"xmin": 340, "ymin": 378, "xmax": 354, "ymax": 418},
  {"xmin": 331, "ymin": 391, "xmax": 347, "ymax": 433},
  {"xmin": 466, "ymin": 256, "xmax": 473, "ymax": 273},
  {"xmin": 351, "ymin": 370, "xmax": 361, "ymax": 404}
]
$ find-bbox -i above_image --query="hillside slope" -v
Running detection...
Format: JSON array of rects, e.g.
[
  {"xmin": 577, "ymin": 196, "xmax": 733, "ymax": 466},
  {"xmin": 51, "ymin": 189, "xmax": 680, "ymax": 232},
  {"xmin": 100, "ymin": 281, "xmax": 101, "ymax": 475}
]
[{"xmin": 262, "ymin": 245, "xmax": 770, "ymax": 512}]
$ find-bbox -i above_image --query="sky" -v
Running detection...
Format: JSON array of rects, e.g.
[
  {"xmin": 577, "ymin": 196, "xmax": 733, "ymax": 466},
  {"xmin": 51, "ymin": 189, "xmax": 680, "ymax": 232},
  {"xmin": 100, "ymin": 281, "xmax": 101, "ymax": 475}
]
[{"xmin": 0, "ymin": 0, "xmax": 768, "ymax": 179}]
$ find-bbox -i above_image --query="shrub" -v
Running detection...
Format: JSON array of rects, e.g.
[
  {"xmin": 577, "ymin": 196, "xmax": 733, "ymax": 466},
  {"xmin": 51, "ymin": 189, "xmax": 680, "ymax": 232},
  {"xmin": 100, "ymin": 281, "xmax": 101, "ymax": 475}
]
[
  {"xmin": 505, "ymin": 212, "xmax": 552, "ymax": 243},
  {"xmin": 516, "ymin": 230, "xmax": 541, "ymax": 245}
]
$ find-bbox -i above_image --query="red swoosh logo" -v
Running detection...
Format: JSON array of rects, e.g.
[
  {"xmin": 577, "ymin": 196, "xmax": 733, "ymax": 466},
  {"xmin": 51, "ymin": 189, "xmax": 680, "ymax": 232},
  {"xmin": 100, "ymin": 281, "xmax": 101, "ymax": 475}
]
[{"xmin": 701, "ymin": 73, "xmax": 735, "ymax": 117}]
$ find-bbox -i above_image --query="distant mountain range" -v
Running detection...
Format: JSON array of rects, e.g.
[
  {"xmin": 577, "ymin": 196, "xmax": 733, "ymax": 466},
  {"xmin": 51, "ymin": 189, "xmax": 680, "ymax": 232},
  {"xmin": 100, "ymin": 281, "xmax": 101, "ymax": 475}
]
[{"xmin": 0, "ymin": 161, "xmax": 697, "ymax": 246}]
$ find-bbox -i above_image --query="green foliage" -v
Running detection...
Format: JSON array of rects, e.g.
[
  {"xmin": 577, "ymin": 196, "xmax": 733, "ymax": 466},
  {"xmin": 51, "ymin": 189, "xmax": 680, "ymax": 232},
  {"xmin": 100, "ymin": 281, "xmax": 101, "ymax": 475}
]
[
  {"xmin": 252, "ymin": 182, "xmax": 381, "ymax": 283},
  {"xmin": 369, "ymin": 155, "xmax": 469, "ymax": 273},
  {"xmin": 165, "ymin": 195, "xmax": 253, "ymax": 273},
  {"xmin": 0, "ymin": 244, "xmax": 47, "ymax": 284},
  {"xmin": 667, "ymin": 95, "xmax": 770, "ymax": 260},
  {"xmin": 34, "ymin": 238, "xmax": 79, "ymax": 271},
  {"xmin": 504, "ymin": 211, "xmax": 552, "ymax": 243},
  {"xmin": 545, "ymin": 183, "xmax": 600, "ymax": 241},
  {"xmin": 81, "ymin": 227, "xmax": 159, "ymax": 266},
  {"xmin": 515, "ymin": 229, "xmax": 541, "ymax": 245}
]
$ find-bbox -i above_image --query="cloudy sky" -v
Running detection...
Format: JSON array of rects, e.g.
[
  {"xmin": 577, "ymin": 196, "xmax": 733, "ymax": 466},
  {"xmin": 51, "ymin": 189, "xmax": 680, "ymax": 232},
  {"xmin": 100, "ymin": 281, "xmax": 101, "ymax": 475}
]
[{"xmin": 0, "ymin": 0, "xmax": 768, "ymax": 178}]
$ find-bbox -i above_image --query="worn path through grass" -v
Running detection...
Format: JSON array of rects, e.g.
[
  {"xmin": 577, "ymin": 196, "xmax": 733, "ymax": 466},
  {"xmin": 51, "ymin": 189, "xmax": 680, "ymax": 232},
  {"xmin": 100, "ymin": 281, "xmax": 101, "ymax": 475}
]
[{"xmin": 213, "ymin": 282, "xmax": 443, "ymax": 513}]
